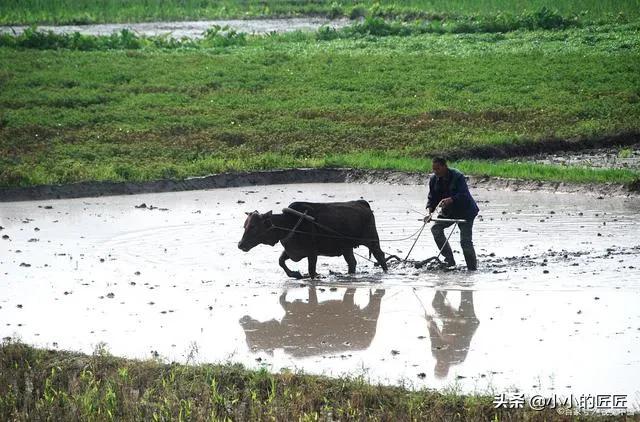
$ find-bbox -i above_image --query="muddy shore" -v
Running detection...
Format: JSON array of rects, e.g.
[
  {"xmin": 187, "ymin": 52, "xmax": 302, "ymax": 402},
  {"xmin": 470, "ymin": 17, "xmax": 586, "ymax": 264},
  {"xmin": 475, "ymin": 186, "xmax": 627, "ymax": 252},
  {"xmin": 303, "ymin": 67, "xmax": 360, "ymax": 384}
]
[
  {"xmin": 0, "ymin": 168, "xmax": 637, "ymax": 202},
  {"xmin": 514, "ymin": 144, "xmax": 640, "ymax": 170}
]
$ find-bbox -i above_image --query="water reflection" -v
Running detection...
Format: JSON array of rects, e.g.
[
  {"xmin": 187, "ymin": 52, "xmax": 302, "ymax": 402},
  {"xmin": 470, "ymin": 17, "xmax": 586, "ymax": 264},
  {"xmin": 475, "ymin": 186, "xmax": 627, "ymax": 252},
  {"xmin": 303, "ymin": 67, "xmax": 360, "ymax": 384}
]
[
  {"xmin": 240, "ymin": 287, "xmax": 385, "ymax": 357},
  {"xmin": 427, "ymin": 290, "xmax": 480, "ymax": 378}
]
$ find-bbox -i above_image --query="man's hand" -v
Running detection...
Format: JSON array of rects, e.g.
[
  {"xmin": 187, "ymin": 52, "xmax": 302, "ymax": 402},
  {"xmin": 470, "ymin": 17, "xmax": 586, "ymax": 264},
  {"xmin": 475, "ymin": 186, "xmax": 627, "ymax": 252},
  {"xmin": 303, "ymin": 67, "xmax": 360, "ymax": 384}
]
[
  {"xmin": 423, "ymin": 212, "xmax": 432, "ymax": 223},
  {"xmin": 441, "ymin": 197, "xmax": 453, "ymax": 207}
]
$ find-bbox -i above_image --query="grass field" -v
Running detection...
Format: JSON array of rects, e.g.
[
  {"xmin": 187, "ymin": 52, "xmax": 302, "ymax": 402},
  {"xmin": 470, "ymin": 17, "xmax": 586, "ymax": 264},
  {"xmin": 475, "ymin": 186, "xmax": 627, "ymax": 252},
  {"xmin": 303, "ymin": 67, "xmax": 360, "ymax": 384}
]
[
  {"xmin": 1, "ymin": 20, "xmax": 639, "ymax": 188},
  {"xmin": 1, "ymin": 341, "xmax": 620, "ymax": 421},
  {"xmin": 1, "ymin": 0, "xmax": 639, "ymax": 25}
]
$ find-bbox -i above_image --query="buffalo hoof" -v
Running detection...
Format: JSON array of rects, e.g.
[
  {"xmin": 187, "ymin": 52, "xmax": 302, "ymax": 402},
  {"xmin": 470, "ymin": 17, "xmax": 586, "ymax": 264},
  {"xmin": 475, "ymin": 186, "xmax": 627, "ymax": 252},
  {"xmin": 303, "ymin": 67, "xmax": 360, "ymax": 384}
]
[
  {"xmin": 290, "ymin": 271, "xmax": 303, "ymax": 279},
  {"xmin": 372, "ymin": 289, "xmax": 385, "ymax": 298}
]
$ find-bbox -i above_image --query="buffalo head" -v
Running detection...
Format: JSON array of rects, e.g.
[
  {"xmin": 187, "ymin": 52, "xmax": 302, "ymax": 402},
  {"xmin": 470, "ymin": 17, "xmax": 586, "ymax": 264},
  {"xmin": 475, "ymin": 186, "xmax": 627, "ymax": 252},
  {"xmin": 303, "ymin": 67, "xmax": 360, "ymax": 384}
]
[{"xmin": 238, "ymin": 210, "xmax": 277, "ymax": 252}]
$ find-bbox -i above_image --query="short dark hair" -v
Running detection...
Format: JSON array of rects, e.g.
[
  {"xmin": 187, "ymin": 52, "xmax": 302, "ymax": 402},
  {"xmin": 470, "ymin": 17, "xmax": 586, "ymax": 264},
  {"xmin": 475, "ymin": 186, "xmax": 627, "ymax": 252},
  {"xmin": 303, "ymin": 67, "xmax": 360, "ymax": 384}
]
[{"xmin": 432, "ymin": 156, "xmax": 447, "ymax": 166}]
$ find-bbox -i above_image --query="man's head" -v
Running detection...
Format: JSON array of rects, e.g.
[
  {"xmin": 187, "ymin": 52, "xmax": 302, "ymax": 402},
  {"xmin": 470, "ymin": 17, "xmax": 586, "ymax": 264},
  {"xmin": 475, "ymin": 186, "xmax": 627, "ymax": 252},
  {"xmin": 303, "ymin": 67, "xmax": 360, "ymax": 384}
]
[{"xmin": 432, "ymin": 157, "xmax": 448, "ymax": 178}]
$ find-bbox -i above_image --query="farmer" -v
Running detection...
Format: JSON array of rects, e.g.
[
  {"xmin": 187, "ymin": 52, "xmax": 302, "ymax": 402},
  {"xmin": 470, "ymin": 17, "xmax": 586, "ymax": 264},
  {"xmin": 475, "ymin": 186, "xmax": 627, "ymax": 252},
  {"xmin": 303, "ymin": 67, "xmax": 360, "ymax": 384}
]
[{"xmin": 424, "ymin": 157, "xmax": 479, "ymax": 270}]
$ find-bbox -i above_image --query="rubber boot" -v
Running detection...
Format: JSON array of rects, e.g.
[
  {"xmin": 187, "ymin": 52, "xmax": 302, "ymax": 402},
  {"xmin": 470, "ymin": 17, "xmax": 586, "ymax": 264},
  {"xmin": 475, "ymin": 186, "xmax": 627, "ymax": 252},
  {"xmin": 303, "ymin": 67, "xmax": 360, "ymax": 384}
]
[
  {"xmin": 432, "ymin": 224, "xmax": 455, "ymax": 267},
  {"xmin": 463, "ymin": 248, "xmax": 477, "ymax": 271},
  {"xmin": 440, "ymin": 244, "xmax": 456, "ymax": 267}
]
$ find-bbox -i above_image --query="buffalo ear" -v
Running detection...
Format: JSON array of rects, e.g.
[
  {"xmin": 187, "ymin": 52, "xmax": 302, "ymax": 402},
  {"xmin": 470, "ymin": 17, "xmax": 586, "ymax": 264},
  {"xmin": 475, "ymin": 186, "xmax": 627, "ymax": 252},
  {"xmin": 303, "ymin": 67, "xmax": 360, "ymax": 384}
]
[
  {"xmin": 263, "ymin": 210, "xmax": 273, "ymax": 227},
  {"xmin": 245, "ymin": 211, "xmax": 251, "ymax": 215}
]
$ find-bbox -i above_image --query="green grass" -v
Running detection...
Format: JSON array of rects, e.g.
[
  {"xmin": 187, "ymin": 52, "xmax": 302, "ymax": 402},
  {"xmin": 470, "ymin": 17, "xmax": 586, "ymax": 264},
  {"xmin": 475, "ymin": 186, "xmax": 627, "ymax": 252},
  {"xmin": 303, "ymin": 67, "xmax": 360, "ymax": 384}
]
[
  {"xmin": 327, "ymin": 153, "xmax": 640, "ymax": 184},
  {"xmin": 619, "ymin": 147, "xmax": 634, "ymax": 159},
  {"xmin": 1, "ymin": 0, "xmax": 639, "ymax": 25},
  {"xmin": 1, "ymin": 341, "xmax": 624, "ymax": 421},
  {"xmin": 1, "ymin": 21, "xmax": 639, "ymax": 188},
  {"xmin": 2, "ymin": 150, "xmax": 637, "ymax": 188}
]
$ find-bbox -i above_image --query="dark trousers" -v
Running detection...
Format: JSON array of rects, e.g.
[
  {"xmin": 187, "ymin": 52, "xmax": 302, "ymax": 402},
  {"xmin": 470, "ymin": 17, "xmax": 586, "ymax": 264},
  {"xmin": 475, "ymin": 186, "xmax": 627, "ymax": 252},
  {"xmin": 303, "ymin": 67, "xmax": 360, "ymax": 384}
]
[{"xmin": 430, "ymin": 217, "xmax": 477, "ymax": 270}]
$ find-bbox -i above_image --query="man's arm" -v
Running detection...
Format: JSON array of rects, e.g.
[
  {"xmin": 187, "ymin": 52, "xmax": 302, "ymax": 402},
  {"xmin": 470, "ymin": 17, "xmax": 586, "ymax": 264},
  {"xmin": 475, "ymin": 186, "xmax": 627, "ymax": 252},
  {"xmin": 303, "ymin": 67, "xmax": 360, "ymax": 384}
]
[
  {"xmin": 425, "ymin": 175, "xmax": 437, "ymax": 212},
  {"xmin": 424, "ymin": 176, "xmax": 439, "ymax": 222},
  {"xmin": 450, "ymin": 174, "xmax": 471, "ymax": 204}
]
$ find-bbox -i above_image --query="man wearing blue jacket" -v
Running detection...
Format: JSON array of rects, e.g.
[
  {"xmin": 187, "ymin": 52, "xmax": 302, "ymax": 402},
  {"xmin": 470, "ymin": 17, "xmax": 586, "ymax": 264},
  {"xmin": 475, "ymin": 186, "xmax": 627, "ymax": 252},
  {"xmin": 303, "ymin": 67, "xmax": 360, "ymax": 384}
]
[{"xmin": 424, "ymin": 157, "xmax": 479, "ymax": 270}]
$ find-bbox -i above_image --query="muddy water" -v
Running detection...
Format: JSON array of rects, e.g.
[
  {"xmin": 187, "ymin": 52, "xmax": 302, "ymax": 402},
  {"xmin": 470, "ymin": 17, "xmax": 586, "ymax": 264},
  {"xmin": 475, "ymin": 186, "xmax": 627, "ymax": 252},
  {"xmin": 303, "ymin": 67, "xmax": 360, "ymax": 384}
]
[
  {"xmin": 1, "ymin": 183, "xmax": 640, "ymax": 404},
  {"xmin": 0, "ymin": 18, "xmax": 350, "ymax": 38}
]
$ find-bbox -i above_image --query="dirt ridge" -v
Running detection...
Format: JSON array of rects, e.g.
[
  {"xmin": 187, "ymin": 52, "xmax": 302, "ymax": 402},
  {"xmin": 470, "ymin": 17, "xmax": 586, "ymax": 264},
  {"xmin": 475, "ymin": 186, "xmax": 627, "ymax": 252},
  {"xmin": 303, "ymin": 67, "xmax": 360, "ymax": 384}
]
[
  {"xmin": 437, "ymin": 131, "xmax": 640, "ymax": 160},
  {"xmin": 0, "ymin": 168, "xmax": 637, "ymax": 202}
]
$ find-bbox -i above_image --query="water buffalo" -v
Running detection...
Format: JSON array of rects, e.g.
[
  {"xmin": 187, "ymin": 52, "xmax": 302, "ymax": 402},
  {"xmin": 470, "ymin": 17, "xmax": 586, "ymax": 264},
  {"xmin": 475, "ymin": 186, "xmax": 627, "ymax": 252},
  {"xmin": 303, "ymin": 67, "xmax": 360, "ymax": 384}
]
[
  {"xmin": 237, "ymin": 200, "xmax": 388, "ymax": 278},
  {"xmin": 240, "ymin": 287, "xmax": 385, "ymax": 357}
]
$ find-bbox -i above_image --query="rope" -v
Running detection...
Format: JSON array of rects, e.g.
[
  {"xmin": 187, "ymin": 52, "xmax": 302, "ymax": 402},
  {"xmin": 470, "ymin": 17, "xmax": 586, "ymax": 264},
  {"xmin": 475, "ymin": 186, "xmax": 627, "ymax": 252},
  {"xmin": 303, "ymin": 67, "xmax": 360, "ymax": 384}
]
[
  {"xmin": 252, "ymin": 204, "xmax": 456, "ymax": 266},
  {"xmin": 403, "ymin": 221, "xmax": 427, "ymax": 262},
  {"xmin": 353, "ymin": 250, "xmax": 378, "ymax": 265},
  {"xmin": 412, "ymin": 288, "xmax": 429, "ymax": 318},
  {"xmin": 413, "ymin": 223, "xmax": 458, "ymax": 268},
  {"xmin": 270, "ymin": 223, "xmax": 426, "ymax": 243},
  {"xmin": 436, "ymin": 223, "xmax": 458, "ymax": 260},
  {"xmin": 281, "ymin": 210, "xmax": 307, "ymax": 243}
]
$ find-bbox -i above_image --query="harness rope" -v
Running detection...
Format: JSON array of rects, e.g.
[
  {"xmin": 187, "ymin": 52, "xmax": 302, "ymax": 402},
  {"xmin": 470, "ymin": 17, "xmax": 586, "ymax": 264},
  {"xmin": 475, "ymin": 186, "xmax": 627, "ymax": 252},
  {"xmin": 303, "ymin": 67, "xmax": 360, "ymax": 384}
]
[
  {"xmin": 269, "ymin": 222, "xmax": 426, "ymax": 243},
  {"xmin": 263, "ymin": 209, "xmax": 426, "ymax": 266},
  {"xmin": 403, "ymin": 221, "xmax": 427, "ymax": 262},
  {"xmin": 281, "ymin": 210, "xmax": 308, "ymax": 243}
]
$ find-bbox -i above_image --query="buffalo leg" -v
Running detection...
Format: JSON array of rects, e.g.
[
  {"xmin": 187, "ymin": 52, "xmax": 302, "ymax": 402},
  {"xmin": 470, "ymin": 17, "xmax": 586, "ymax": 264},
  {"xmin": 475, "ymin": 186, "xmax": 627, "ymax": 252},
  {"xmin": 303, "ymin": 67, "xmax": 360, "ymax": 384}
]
[
  {"xmin": 343, "ymin": 249, "xmax": 357, "ymax": 274},
  {"xmin": 307, "ymin": 254, "xmax": 318, "ymax": 279},
  {"xmin": 365, "ymin": 289, "xmax": 385, "ymax": 313},
  {"xmin": 279, "ymin": 251, "xmax": 303, "ymax": 279},
  {"xmin": 343, "ymin": 288, "xmax": 356, "ymax": 306},
  {"xmin": 308, "ymin": 286, "xmax": 318, "ymax": 305},
  {"xmin": 279, "ymin": 291, "xmax": 288, "ymax": 307},
  {"xmin": 368, "ymin": 242, "xmax": 388, "ymax": 272}
]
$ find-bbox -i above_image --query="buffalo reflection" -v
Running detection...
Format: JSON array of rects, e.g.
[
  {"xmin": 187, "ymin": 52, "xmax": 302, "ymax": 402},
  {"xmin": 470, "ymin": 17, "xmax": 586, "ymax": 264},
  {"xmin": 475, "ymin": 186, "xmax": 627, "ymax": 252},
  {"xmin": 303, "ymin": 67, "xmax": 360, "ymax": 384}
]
[
  {"xmin": 426, "ymin": 290, "xmax": 480, "ymax": 378},
  {"xmin": 240, "ymin": 287, "xmax": 385, "ymax": 358}
]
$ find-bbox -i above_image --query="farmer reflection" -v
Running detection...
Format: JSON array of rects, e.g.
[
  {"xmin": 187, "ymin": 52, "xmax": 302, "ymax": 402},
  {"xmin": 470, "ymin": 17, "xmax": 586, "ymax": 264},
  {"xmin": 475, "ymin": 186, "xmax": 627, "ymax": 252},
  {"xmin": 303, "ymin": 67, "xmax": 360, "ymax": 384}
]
[
  {"xmin": 239, "ymin": 287, "xmax": 385, "ymax": 358},
  {"xmin": 427, "ymin": 290, "xmax": 479, "ymax": 378}
]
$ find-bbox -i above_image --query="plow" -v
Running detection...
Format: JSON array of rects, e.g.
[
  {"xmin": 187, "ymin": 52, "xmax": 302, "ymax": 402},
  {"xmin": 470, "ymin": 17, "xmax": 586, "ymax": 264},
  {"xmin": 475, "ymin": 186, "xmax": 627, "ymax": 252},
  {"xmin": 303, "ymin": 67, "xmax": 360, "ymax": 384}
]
[{"xmin": 374, "ymin": 200, "xmax": 469, "ymax": 271}]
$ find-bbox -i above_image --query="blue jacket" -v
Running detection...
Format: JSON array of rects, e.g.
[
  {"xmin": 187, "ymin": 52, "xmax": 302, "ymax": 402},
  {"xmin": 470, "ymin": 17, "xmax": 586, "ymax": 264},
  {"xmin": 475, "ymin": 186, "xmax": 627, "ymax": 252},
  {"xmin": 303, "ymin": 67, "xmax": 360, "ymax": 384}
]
[{"xmin": 426, "ymin": 168, "xmax": 479, "ymax": 220}]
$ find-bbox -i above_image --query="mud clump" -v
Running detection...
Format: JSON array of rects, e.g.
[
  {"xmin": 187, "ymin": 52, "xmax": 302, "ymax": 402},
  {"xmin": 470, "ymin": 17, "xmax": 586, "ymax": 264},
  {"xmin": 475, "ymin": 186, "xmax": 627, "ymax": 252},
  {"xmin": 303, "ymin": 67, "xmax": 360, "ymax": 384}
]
[{"xmin": 135, "ymin": 203, "xmax": 168, "ymax": 211}]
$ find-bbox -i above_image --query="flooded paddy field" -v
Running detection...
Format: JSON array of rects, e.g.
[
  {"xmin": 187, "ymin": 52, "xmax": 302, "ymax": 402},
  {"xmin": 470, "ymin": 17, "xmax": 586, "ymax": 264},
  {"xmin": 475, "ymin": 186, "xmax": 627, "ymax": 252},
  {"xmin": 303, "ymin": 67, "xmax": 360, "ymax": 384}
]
[
  {"xmin": 1, "ymin": 182, "xmax": 639, "ymax": 403},
  {"xmin": 0, "ymin": 17, "xmax": 350, "ymax": 38}
]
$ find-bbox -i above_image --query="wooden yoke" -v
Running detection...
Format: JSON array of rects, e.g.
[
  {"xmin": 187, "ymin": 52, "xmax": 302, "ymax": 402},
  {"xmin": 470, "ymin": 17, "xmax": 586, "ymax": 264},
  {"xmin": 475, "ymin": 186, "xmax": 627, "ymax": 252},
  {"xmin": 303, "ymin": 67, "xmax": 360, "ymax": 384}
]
[{"xmin": 282, "ymin": 207, "xmax": 317, "ymax": 222}]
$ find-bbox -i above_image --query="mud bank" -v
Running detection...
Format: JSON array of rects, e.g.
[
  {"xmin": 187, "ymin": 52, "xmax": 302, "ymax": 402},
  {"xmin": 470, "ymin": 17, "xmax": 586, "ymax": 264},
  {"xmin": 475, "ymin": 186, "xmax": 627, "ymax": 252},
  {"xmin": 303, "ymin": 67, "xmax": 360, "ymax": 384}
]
[
  {"xmin": 440, "ymin": 131, "xmax": 640, "ymax": 161},
  {"xmin": 1, "ymin": 168, "xmax": 638, "ymax": 203},
  {"xmin": 1, "ymin": 183, "xmax": 640, "ymax": 402},
  {"xmin": 0, "ymin": 17, "xmax": 350, "ymax": 38}
]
